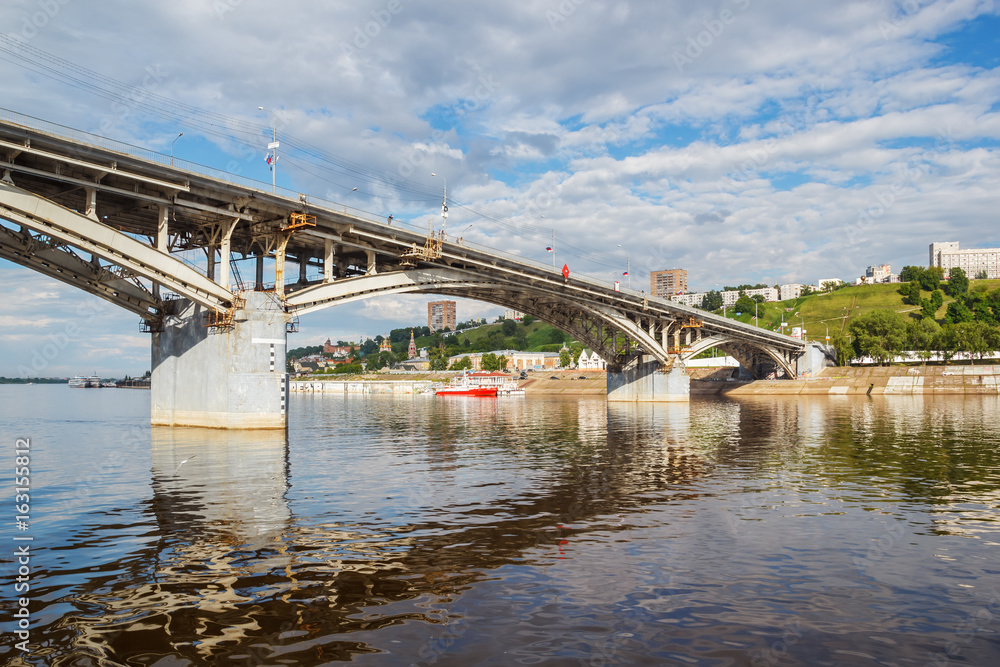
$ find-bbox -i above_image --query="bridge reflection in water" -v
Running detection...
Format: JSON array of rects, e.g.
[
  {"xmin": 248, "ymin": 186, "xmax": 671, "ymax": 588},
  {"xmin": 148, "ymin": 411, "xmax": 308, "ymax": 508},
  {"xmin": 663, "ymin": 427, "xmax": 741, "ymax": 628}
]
[{"xmin": 17, "ymin": 393, "xmax": 1000, "ymax": 665}]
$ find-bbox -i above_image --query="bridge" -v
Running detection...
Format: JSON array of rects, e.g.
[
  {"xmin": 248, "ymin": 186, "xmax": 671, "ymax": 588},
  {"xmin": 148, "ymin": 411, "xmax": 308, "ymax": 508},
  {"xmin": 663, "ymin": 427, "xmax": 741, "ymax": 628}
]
[{"xmin": 0, "ymin": 110, "xmax": 826, "ymax": 428}]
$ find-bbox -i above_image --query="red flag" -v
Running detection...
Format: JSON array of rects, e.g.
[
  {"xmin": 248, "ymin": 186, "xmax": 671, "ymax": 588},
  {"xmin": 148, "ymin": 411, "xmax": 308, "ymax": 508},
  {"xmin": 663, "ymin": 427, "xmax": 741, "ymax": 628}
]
[{"xmin": 562, "ymin": 263, "xmax": 570, "ymax": 280}]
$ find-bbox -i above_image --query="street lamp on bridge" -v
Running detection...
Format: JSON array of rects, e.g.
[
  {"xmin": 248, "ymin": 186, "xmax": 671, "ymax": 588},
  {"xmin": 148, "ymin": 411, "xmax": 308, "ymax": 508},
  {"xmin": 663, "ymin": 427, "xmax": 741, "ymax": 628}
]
[
  {"xmin": 431, "ymin": 172, "xmax": 447, "ymax": 236},
  {"xmin": 344, "ymin": 186, "xmax": 357, "ymax": 212},
  {"xmin": 170, "ymin": 132, "xmax": 183, "ymax": 166},
  {"xmin": 258, "ymin": 106, "xmax": 279, "ymax": 194}
]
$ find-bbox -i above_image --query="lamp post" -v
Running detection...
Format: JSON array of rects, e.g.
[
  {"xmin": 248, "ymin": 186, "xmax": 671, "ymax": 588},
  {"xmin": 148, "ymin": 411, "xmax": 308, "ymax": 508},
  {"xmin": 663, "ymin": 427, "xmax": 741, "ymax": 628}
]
[
  {"xmin": 344, "ymin": 186, "xmax": 357, "ymax": 212},
  {"xmin": 258, "ymin": 106, "xmax": 279, "ymax": 193},
  {"xmin": 617, "ymin": 244, "xmax": 630, "ymax": 289},
  {"xmin": 170, "ymin": 132, "xmax": 183, "ymax": 166},
  {"xmin": 431, "ymin": 172, "xmax": 447, "ymax": 236}
]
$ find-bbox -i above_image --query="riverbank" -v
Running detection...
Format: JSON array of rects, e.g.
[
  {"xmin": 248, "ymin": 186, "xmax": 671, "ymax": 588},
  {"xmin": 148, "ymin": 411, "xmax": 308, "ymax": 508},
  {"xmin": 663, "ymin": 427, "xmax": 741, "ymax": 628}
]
[
  {"xmin": 290, "ymin": 364, "xmax": 1000, "ymax": 397},
  {"xmin": 693, "ymin": 364, "xmax": 1000, "ymax": 396}
]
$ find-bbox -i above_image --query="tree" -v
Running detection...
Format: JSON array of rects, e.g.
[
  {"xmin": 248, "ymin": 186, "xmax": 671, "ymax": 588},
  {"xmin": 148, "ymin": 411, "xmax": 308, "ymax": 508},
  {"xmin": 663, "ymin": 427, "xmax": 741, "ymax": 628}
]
[
  {"xmin": 848, "ymin": 309, "xmax": 908, "ymax": 365},
  {"xmin": 800, "ymin": 285, "xmax": 814, "ymax": 296},
  {"xmin": 701, "ymin": 290, "xmax": 723, "ymax": 311},
  {"xmin": 944, "ymin": 267, "xmax": 969, "ymax": 297},
  {"xmin": 522, "ymin": 315, "xmax": 536, "ymax": 325},
  {"xmin": 449, "ymin": 356, "xmax": 473, "ymax": 371},
  {"xmin": 513, "ymin": 330, "xmax": 529, "ymax": 350},
  {"xmin": 559, "ymin": 348, "xmax": 572, "ymax": 368},
  {"xmin": 829, "ymin": 329, "xmax": 854, "ymax": 367},
  {"xmin": 501, "ymin": 319, "xmax": 517, "ymax": 336},
  {"xmin": 497, "ymin": 355, "xmax": 509, "ymax": 371},
  {"xmin": 945, "ymin": 300, "xmax": 973, "ymax": 325},
  {"xmin": 976, "ymin": 269, "xmax": 989, "ymax": 280},
  {"xmin": 900, "ymin": 281, "xmax": 922, "ymax": 306},
  {"xmin": 907, "ymin": 318, "xmax": 940, "ymax": 365},
  {"xmin": 934, "ymin": 325, "xmax": 961, "ymax": 363},
  {"xmin": 900, "ymin": 265, "xmax": 925, "ymax": 283},
  {"xmin": 919, "ymin": 289, "xmax": 943, "ymax": 319},
  {"xmin": 919, "ymin": 266, "xmax": 945, "ymax": 292},
  {"xmin": 953, "ymin": 321, "xmax": 992, "ymax": 360},
  {"xmin": 481, "ymin": 352, "xmax": 500, "ymax": 371},
  {"xmin": 734, "ymin": 293, "xmax": 756, "ymax": 314}
]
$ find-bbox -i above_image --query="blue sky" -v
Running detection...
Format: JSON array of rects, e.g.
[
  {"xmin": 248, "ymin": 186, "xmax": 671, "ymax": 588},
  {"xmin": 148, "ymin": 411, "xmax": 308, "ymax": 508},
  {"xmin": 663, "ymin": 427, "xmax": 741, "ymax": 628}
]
[{"xmin": 1, "ymin": 0, "xmax": 999, "ymax": 377}]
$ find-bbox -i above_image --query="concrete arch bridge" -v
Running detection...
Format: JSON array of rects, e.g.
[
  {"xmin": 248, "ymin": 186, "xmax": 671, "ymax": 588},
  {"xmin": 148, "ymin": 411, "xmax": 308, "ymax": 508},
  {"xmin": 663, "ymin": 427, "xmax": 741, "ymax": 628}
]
[{"xmin": 0, "ymin": 112, "xmax": 826, "ymax": 428}]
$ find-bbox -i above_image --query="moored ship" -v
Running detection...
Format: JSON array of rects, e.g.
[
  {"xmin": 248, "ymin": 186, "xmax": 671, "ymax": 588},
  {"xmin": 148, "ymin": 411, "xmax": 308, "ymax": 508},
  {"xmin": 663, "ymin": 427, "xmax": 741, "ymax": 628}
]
[{"xmin": 68, "ymin": 375, "xmax": 102, "ymax": 388}]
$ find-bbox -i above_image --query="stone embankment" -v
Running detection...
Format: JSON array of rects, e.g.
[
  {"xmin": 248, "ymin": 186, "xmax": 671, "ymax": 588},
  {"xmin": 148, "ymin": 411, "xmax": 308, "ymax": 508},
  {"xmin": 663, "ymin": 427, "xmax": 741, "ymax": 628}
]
[{"xmin": 692, "ymin": 364, "xmax": 1000, "ymax": 396}]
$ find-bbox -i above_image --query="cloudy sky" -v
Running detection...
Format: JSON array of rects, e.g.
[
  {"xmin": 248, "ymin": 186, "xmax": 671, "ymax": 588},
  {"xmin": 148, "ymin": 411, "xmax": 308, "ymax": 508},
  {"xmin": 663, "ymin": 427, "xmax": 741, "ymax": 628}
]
[{"xmin": 1, "ymin": 0, "xmax": 999, "ymax": 377}]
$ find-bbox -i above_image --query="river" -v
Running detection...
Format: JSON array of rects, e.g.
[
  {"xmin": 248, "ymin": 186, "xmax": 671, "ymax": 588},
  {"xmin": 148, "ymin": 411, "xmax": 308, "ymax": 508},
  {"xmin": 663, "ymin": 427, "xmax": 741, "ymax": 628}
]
[{"xmin": 1, "ymin": 385, "xmax": 999, "ymax": 665}]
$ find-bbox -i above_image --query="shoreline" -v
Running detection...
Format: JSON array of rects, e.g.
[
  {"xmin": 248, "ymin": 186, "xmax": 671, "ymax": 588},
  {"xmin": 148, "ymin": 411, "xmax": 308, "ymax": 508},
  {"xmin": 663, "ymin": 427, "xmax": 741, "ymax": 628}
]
[{"xmin": 290, "ymin": 364, "xmax": 1000, "ymax": 397}]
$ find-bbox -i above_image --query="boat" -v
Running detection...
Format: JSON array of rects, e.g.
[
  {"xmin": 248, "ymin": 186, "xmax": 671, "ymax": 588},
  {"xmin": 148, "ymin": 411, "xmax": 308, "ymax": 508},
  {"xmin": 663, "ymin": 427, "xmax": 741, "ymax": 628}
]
[
  {"xmin": 435, "ymin": 371, "xmax": 524, "ymax": 397},
  {"xmin": 68, "ymin": 375, "xmax": 102, "ymax": 388}
]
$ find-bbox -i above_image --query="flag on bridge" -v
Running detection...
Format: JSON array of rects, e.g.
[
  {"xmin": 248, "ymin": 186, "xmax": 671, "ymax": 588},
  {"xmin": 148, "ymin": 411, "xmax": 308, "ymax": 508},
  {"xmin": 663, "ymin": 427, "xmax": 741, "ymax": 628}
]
[
  {"xmin": 622, "ymin": 270, "xmax": 629, "ymax": 276},
  {"xmin": 546, "ymin": 246, "xmax": 552, "ymax": 252},
  {"xmin": 266, "ymin": 153, "xmax": 273, "ymax": 166}
]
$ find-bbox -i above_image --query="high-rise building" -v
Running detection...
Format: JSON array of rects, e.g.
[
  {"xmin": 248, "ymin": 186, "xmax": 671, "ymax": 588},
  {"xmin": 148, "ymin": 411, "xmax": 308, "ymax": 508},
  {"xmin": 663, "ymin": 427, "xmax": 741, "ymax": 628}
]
[
  {"xmin": 427, "ymin": 300, "xmax": 457, "ymax": 332},
  {"xmin": 930, "ymin": 242, "xmax": 1000, "ymax": 279},
  {"xmin": 650, "ymin": 269, "xmax": 688, "ymax": 298}
]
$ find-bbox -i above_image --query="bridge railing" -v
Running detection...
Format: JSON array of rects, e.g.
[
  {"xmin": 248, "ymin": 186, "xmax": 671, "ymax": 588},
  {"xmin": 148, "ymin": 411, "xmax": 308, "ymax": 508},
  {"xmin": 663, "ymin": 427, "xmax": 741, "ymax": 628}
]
[
  {"xmin": 0, "ymin": 107, "xmax": 389, "ymax": 225},
  {"xmin": 1, "ymin": 108, "xmax": 652, "ymax": 292}
]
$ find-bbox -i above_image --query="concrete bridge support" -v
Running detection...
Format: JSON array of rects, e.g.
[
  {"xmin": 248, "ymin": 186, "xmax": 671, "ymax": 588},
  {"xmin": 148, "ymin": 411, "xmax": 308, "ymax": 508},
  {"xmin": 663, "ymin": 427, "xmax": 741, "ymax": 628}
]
[
  {"xmin": 607, "ymin": 355, "xmax": 690, "ymax": 403},
  {"xmin": 151, "ymin": 292, "xmax": 288, "ymax": 429}
]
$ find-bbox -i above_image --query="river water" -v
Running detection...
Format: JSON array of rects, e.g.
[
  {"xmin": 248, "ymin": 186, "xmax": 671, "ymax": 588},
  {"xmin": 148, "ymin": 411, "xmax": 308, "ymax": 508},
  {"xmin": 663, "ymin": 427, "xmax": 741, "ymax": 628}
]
[{"xmin": 1, "ymin": 385, "xmax": 999, "ymax": 665}]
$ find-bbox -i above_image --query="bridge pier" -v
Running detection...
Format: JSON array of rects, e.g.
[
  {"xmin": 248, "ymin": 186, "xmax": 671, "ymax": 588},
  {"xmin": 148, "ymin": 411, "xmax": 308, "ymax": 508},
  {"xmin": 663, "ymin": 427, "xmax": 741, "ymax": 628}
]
[
  {"xmin": 607, "ymin": 355, "xmax": 690, "ymax": 402},
  {"xmin": 151, "ymin": 292, "xmax": 288, "ymax": 429}
]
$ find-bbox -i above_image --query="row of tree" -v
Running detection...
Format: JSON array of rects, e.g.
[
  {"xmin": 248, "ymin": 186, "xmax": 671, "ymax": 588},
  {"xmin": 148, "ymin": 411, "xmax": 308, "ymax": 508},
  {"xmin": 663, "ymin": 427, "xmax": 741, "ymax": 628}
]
[{"xmin": 831, "ymin": 308, "xmax": 1000, "ymax": 365}]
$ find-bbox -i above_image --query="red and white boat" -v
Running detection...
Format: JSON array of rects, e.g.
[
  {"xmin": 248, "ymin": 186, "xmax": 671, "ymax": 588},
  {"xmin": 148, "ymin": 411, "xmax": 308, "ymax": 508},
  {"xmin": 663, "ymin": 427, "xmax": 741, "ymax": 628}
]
[{"xmin": 435, "ymin": 371, "xmax": 523, "ymax": 397}]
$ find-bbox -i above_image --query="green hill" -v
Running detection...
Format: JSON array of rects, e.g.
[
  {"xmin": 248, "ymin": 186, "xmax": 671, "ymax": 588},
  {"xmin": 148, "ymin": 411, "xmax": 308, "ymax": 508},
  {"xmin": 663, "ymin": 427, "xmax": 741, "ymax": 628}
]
[{"xmin": 719, "ymin": 280, "xmax": 1000, "ymax": 341}]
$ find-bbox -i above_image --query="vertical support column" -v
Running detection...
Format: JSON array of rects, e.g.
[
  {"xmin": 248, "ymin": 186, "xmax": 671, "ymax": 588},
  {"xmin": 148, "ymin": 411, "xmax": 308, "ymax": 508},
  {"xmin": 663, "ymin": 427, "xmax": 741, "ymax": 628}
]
[
  {"xmin": 84, "ymin": 187, "xmax": 99, "ymax": 221},
  {"xmin": 256, "ymin": 253, "xmax": 264, "ymax": 291},
  {"xmin": 275, "ymin": 234, "xmax": 289, "ymax": 298},
  {"xmin": 661, "ymin": 325, "xmax": 669, "ymax": 350},
  {"xmin": 206, "ymin": 247, "xmax": 216, "ymax": 282},
  {"xmin": 324, "ymin": 239, "xmax": 334, "ymax": 283},
  {"xmin": 154, "ymin": 204, "xmax": 169, "ymax": 299},
  {"xmin": 365, "ymin": 249, "xmax": 377, "ymax": 276},
  {"xmin": 151, "ymin": 292, "xmax": 287, "ymax": 429},
  {"xmin": 219, "ymin": 218, "xmax": 239, "ymax": 291},
  {"xmin": 298, "ymin": 252, "xmax": 308, "ymax": 284}
]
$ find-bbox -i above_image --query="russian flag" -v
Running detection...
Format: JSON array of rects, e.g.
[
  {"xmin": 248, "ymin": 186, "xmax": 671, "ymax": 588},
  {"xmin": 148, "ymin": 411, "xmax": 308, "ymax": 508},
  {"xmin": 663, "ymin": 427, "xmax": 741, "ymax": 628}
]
[
  {"xmin": 546, "ymin": 246, "xmax": 553, "ymax": 252},
  {"xmin": 266, "ymin": 153, "xmax": 273, "ymax": 165},
  {"xmin": 622, "ymin": 271, "xmax": 629, "ymax": 276}
]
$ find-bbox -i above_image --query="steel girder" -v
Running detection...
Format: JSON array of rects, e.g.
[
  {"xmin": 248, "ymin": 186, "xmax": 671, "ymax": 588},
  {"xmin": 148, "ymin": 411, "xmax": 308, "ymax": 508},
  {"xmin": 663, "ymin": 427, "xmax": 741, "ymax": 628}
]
[
  {"xmin": 681, "ymin": 333, "xmax": 797, "ymax": 378},
  {"xmin": 0, "ymin": 182, "xmax": 234, "ymax": 311},
  {"xmin": 287, "ymin": 268, "xmax": 686, "ymax": 368},
  {"xmin": 0, "ymin": 223, "xmax": 158, "ymax": 319}
]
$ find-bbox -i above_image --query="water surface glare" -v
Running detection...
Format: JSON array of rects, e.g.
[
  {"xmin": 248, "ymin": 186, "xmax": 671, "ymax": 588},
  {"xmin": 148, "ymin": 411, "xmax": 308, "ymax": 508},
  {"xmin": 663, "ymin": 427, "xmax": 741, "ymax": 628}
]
[{"xmin": 2, "ymin": 386, "xmax": 1000, "ymax": 665}]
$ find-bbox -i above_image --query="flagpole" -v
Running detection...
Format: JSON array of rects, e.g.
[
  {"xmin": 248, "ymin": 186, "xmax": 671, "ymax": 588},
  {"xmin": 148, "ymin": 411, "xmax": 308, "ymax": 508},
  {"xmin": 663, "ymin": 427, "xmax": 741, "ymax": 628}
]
[{"xmin": 551, "ymin": 229, "xmax": 555, "ymax": 267}]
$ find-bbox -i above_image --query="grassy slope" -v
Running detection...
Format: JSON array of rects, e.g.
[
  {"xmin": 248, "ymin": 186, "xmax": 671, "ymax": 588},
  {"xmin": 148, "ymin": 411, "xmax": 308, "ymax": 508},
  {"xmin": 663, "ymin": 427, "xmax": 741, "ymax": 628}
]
[{"xmin": 722, "ymin": 279, "xmax": 1000, "ymax": 338}]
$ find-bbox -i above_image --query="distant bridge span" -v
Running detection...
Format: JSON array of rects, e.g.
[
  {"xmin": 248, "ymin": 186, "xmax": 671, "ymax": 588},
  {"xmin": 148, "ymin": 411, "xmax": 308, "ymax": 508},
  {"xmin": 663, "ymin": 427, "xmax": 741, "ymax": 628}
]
[{"xmin": 0, "ymin": 111, "xmax": 818, "ymax": 427}]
